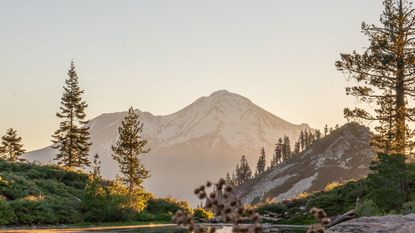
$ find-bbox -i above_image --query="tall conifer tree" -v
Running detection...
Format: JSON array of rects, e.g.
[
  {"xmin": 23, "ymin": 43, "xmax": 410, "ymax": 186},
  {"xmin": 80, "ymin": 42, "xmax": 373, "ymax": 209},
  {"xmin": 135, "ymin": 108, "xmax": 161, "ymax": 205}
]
[
  {"xmin": 294, "ymin": 141, "xmax": 301, "ymax": 155},
  {"xmin": 282, "ymin": 136, "xmax": 291, "ymax": 160},
  {"xmin": 112, "ymin": 107, "xmax": 150, "ymax": 193},
  {"xmin": 0, "ymin": 128, "xmax": 26, "ymax": 162},
  {"xmin": 255, "ymin": 147, "xmax": 266, "ymax": 176},
  {"xmin": 271, "ymin": 138, "xmax": 283, "ymax": 167},
  {"xmin": 315, "ymin": 130, "xmax": 322, "ymax": 140},
  {"xmin": 300, "ymin": 131, "xmax": 306, "ymax": 151},
  {"xmin": 52, "ymin": 61, "xmax": 91, "ymax": 168},
  {"xmin": 324, "ymin": 125, "xmax": 329, "ymax": 137},
  {"xmin": 336, "ymin": 0, "xmax": 415, "ymax": 156},
  {"xmin": 236, "ymin": 155, "xmax": 252, "ymax": 185}
]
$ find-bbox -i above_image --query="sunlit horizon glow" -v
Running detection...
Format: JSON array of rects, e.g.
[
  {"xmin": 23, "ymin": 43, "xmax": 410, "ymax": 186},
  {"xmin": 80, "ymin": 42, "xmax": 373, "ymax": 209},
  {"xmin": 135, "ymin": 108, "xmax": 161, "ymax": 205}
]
[{"xmin": 0, "ymin": 0, "xmax": 383, "ymax": 151}]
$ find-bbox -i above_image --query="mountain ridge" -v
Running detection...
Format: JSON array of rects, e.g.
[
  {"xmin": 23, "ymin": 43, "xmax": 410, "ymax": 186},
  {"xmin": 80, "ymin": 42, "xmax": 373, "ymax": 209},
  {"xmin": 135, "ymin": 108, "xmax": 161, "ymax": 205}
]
[
  {"xmin": 25, "ymin": 90, "xmax": 312, "ymax": 205},
  {"xmin": 234, "ymin": 122, "xmax": 375, "ymax": 204}
]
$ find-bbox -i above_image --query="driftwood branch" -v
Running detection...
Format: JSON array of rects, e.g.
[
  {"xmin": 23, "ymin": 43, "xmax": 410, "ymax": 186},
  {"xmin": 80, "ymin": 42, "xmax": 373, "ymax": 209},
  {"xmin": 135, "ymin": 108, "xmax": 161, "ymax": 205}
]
[
  {"xmin": 264, "ymin": 211, "xmax": 282, "ymax": 218},
  {"xmin": 326, "ymin": 210, "xmax": 356, "ymax": 228},
  {"xmin": 259, "ymin": 211, "xmax": 283, "ymax": 222},
  {"xmin": 260, "ymin": 216, "xmax": 282, "ymax": 222}
]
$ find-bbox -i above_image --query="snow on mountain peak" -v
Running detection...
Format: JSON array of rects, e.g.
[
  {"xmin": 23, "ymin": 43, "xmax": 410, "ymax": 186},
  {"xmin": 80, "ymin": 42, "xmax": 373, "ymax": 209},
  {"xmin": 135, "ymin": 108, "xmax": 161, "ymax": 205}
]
[
  {"xmin": 25, "ymin": 90, "xmax": 312, "ymax": 205},
  {"xmin": 154, "ymin": 90, "xmax": 304, "ymax": 148}
]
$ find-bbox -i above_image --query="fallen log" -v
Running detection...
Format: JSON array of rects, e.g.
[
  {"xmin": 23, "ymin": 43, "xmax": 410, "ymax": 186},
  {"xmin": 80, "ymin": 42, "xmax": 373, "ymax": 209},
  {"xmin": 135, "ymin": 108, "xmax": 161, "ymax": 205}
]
[
  {"xmin": 260, "ymin": 216, "xmax": 282, "ymax": 222},
  {"xmin": 264, "ymin": 211, "xmax": 282, "ymax": 218},
  {"xmin": 326, "ymin": 209, "xmax": 356, "ymax": 228}
]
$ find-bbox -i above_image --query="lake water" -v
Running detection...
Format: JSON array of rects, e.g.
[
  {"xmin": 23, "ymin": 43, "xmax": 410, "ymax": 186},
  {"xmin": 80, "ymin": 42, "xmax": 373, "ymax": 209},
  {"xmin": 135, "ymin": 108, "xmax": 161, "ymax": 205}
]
[{"xmin": 84, "ymin": 226, "xmax": 306, "ymax": 233}]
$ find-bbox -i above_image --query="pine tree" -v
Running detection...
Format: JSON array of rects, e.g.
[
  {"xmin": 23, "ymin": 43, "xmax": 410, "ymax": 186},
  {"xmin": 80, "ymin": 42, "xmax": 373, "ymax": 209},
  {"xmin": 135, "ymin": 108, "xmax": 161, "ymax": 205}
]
[
  {"xmin": 271, "ymin": 138, "xmax": 283, "ymax": 167},
  {"xmin": 234, "ymin": 164, "xmax": 241, "ymax": 185},
  {"xmin": 307, "ymin": 131, "xmax": 315, "ymax": 147},
  {"xmin": 294, "ymin": 141, "xmax": 301, "ymax": 154},
  {"xmin": 225, "ymin": 172, "xmax": 235, "ymax": 187},
  {"xmin": 324, "ymin": 124, "xmax": 329, "ymax": 137},
  {"xmin": 315, "ymin": 130, "xmax": 322, "ymax": 140},
  {"xmin": 92, "ymin": 154, "xmax": 102, "ymax": 179},
  {"xmin": 231, "ymin": 172, "xmax": 236, "ymax": 185},
  {"xmin": 336, "ymin": 0, "xmax": 415, "ymax": 156},
  {"xmin": 52, "ymin": 61, "xmax": 91, "ymax": 168},
  {"xmin": 282, "ymin": 136, "xmax": 291, "ymax": 160},
  {"xmin": 236, "ymin": 155, "xmax": 252, "ymax": 185},
  {"xmin": 300, "ymin": 131, "xmax": 305, "ymax": 151},
  {"xmin": 0, "ymin": 128, "xmax": 26, "ymax": 162},
  {"xmin": 111, "ymin": 107, "xmax": 150, "ymax": 193},
  {"xmin": 304, "ymin": 131, "xmax": 309, "ymax": 148},
  {"xmin": 255, "ymin": 147, "xmax": 266, "ymax": 176}
]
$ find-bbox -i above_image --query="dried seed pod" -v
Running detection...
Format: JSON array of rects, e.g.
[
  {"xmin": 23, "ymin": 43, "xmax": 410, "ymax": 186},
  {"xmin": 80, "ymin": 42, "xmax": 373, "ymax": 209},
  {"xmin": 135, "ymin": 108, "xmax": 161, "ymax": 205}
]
[
  {"xmin": 309, "ymin": 207, "xmax": 318, "ymax": 214},
  {"xmin": 199, "ymin": 192, "xmax": 206, "ymax": 199},
  {"xmin": 321, "ymin": 217, "xmax": 331, "ymax": 225},
  {"xmin": 194, "ymin": 188, "xmax": 200, "ymax": 195},
  {"xmin": 205, "ymin": 200, "xmax": 213, "ymax": 208}
]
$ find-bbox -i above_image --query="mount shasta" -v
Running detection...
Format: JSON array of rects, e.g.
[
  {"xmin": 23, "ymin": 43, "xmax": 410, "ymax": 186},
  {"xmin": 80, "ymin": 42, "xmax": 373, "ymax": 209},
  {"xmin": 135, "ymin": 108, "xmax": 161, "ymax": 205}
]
[{"xmin": 25, "ymin": 90, "xmax": 311, "ymax": 204}]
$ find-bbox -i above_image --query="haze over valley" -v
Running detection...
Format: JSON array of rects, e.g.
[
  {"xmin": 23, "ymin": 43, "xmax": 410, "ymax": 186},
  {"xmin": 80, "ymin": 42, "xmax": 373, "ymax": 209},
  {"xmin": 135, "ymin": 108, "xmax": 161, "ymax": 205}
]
[{"xmin": 25, "ymin": 90, "xmax": 312, "ymax": 204}]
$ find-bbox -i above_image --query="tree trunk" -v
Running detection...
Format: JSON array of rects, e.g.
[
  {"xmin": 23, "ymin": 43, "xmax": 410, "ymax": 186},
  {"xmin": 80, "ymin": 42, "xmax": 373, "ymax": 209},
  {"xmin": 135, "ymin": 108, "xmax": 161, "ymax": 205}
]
[{"xmin": 396, "ymin": 0, "xmax": 406, "ymax": 155}]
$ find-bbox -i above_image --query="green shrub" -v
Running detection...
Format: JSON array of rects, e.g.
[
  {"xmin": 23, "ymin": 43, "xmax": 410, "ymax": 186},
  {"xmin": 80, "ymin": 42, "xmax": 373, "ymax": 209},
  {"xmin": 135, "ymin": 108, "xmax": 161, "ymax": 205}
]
[
  {"xmin": 135, "ymin": 211, "xmax": 158, "ymax": 221},
  {"xmin": 193, "ymin": 208, "xmax": 214, "ymax": 220},
  {"xmin": 135, "ymin": 197, "xmax": 192, "ymax": 222},
  {"xmin": 136, "ymin": 211, "xmax": 172, "ymax": 221},
  {"xmin": 355, "ymin": 199, "xmax": 383, "ymax": 217},
  {"xmin": 402, "ymin": 201, "xmax": 415, "ymax": 215},
  {"xmin": 305, "ymin": 180, "xmax": 368, "ymax": 216},
  {"xmin": 49, "ymin": 198, "xmax": 82, "ymax": 224},
  {"xmin": 254, "ymin": 201, "xmax": 287, "ymax": 215},
  {"xmin": 0, "ymin": 160, "xmax": 86, "ymax": 226},
  {"xmin": 145, "ymin": 197, "xmax": 192, "ymax": 215},
  {"xmin": 9, "ymin": 199, "xmax": 57, "ymax": 225},
  {"xmin": 367, "ymin": 153, "xmax": 410, "ymax": 212},
  {"xmin": 0, "ymin": 174, "xmax": 41, "ymax": 200},
  {"xmin": 0, "ymin": 200, "xmax": 17, "ymax": 225}
]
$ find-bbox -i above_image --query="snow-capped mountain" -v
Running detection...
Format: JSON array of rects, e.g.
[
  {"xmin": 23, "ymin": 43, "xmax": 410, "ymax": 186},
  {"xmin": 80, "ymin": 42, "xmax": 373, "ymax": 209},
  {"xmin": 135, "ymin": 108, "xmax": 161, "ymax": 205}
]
[
  {"xmin": 234, "ymin": 123, "xmax": 375, "ymax": 204},
  {"xmin": 25, "ymin": 90, "xmax": 312, "ymax": 205}
]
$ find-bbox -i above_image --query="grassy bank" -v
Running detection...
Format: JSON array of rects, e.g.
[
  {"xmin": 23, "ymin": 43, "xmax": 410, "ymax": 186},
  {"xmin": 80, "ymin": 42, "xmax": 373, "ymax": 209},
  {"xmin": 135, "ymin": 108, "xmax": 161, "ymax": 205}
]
[{"xmin": 0, "ymin": 160, "xmax": 191, "ymax": 226}]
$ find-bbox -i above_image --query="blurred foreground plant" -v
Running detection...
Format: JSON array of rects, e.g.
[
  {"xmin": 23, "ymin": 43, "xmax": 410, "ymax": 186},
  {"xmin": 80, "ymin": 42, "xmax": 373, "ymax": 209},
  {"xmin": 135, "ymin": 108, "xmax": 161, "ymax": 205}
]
[
  {"xmin": 173, "ymin": 178, "xmax": 261, "ymax": 233},
  {"xmin": 307, "ymin": 207, "xmax": 330, "ymax": 233}
]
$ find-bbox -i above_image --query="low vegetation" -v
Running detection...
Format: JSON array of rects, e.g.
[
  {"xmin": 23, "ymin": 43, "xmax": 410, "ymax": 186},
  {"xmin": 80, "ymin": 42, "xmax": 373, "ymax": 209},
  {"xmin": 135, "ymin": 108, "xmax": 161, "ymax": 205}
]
[
  {"xmin": 253, "ymin": 153, "xmax": 415, "ymax": 225},
  {"xmin": 0, "ymin": 160, "xmax": 191, "ymax": 226}
]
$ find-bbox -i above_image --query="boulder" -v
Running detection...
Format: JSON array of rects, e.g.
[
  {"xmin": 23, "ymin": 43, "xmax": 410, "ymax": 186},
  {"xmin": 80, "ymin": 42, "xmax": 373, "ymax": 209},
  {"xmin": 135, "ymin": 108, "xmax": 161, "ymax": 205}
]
[{"xmin": 326, "ymin": 214, "xmax": 415, "ymax": 233}]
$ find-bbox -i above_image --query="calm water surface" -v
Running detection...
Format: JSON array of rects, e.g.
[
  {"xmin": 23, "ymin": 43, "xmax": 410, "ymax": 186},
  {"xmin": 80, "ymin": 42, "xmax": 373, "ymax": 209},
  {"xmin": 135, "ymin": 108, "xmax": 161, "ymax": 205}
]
[{"xmin": 87, "ymin": 226, "xmax": 305, "ymax": 233}]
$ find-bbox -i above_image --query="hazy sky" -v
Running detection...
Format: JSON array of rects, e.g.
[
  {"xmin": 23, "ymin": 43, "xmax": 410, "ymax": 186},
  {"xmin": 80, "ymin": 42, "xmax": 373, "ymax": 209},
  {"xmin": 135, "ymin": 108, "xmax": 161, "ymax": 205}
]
[{"xmin": 0, "ymin": 0, "xmax": 383, "ymax": 151}]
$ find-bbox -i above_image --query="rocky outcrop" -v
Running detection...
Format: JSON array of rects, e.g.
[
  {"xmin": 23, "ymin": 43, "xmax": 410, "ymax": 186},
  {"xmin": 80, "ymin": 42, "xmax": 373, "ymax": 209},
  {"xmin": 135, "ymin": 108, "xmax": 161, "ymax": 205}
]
[
  {"xmin": 235, "ymin": 123, "xmax": 375, "ymax": 204},
  {"xmin": 326, "ymin": 214, "xmax": 415, "ymax": 233}
]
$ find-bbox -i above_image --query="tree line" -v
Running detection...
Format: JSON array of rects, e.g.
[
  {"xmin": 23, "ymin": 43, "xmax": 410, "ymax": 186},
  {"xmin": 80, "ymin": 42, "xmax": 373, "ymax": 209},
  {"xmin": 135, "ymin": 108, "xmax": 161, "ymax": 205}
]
[
  {"xmin": 0, "ymin": 61, "xmax": 150, "ymax": 195},
  {"xmin": 225, "ymin": 125, "xmax": 339, "ymax": 186}
]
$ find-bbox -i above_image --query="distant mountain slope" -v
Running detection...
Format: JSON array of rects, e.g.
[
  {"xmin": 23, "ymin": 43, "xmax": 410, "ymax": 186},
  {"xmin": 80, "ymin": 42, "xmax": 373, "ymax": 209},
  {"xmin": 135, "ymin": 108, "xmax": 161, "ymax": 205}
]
[
  {"xmin": 25, "ymin": 90, "xmax": 311, "ymax": 205},
  {"xmin": 234, "ymin": 122, "xmax": 375, "ymax": 204}
]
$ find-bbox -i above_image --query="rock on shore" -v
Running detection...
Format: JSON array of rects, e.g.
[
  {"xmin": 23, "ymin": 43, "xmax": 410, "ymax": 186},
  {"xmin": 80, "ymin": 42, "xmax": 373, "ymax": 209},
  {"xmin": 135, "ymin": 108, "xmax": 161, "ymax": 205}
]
[{"xmin": 326, "ymin": 214, "xmax": 415, "ymax": 233}]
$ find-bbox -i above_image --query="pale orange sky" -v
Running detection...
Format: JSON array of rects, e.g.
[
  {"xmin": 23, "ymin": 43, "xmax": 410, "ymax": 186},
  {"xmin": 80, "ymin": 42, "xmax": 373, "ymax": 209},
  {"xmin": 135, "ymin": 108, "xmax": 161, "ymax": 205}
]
[{"xmin": 0, "ymin": 0, "xmax": 382, "ymax": 150}]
